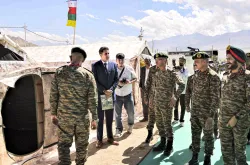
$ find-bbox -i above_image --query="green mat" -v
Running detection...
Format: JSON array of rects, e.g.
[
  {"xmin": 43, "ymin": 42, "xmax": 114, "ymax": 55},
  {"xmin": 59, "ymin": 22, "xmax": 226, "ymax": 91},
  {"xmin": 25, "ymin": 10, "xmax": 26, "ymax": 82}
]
[{"xmin": 139, "ymin": 113, "xmax": 250, "ymax": 165}]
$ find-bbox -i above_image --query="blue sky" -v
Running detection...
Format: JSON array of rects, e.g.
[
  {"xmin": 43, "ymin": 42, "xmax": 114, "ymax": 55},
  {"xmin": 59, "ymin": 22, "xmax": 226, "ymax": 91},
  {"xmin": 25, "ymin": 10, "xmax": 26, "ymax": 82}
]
[{"xmin": 1, "ymin": 0, "xmax": 250, "ymax": 45}]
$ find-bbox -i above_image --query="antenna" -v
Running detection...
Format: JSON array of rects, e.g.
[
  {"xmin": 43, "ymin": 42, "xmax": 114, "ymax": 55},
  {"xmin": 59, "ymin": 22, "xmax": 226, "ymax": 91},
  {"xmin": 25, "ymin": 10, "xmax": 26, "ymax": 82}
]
[{"xmin": 138, "ymin": 27, "xmax": 144, "ymax": 41}]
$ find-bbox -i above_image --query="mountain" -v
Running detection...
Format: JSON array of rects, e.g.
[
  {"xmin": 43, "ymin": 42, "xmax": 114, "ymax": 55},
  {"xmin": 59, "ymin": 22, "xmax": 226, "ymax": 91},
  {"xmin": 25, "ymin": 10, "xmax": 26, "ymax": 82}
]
[
  {"xmin": 148, "ymin": 30, "xmax": 250, "ymax": 53},
  {"xmin": 7, "ymin": 35, "xmax": 37, "ymax": 47}
]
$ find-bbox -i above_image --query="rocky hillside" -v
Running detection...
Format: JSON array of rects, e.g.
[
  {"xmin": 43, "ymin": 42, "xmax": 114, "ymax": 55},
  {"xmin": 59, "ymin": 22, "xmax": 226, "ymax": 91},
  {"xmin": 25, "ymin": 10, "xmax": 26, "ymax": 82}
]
[{"xmin": 7, "ymin": 35, "xmax": 37, "ymax": 47}]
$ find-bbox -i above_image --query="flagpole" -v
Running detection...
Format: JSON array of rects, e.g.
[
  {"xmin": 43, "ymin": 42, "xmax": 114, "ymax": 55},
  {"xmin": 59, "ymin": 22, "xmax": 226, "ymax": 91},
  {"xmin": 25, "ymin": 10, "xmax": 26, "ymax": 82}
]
[{"xmin": 73, "ymin": 27, "xmax": 76, "ymax": 45}]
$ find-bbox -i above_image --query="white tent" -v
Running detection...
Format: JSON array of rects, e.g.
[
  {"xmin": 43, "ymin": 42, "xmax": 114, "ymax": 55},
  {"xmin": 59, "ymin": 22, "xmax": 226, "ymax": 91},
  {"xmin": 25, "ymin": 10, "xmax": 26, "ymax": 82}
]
[{"xmin": 22, "ymin": 40, "xmax": 151, "ymax": 69}]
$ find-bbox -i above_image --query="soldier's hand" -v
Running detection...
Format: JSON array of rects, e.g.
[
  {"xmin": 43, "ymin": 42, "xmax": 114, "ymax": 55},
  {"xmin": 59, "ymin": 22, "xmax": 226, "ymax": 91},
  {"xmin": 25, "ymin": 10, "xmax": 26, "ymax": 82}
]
[
  {"xmin": 186, "ymin": 106, "xmax": 190, "ymax": 113},
  {"xmin": 169, "ymin": 96, "xmax": 177, "ymax": 107},
  {"xmin": 91, "ymin": 120, "xmax": 97, "ymax": 130},
  {"xmin": 205, "ymin": 117, "xmax": 214, "ymax": 130},
  {"xmin": 51, "ymin": 115, "xmax": 58, "ymax": 126},
  {"xmin": 227, "ymin": 116, "xmax": 237, "ymax": 128}
]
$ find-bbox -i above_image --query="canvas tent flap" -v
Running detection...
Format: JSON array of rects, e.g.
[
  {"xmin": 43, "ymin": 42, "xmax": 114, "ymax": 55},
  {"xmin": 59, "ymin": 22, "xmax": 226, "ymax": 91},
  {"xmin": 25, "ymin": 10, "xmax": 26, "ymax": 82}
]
[{"xmin": 0, "ymin": 66, "xmax": 56, "ymax": 87}]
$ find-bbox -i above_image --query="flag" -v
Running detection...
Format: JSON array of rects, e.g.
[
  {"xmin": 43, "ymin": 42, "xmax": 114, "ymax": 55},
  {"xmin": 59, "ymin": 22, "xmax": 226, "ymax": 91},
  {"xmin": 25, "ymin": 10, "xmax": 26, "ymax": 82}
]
[{"xmin": 66, "ymin": 0, "xmax": 77, "ymax": 27}]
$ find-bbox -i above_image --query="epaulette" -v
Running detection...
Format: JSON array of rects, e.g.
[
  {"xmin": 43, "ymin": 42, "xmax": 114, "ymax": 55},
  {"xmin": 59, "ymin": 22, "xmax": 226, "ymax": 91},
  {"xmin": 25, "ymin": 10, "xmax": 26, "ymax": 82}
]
[{"xmin": 56, "ymin": 65, "xmax": 67, "ymax": 73}]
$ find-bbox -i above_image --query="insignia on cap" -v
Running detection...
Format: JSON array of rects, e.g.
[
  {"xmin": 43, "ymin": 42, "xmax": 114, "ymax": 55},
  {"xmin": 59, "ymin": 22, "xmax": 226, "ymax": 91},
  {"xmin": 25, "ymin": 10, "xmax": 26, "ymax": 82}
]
[
  {"xmin": 197, "ymin": 53, "xmax": 201, "ymax": 58},
  {"xmin": 226, "ymin": 45, "xmax": 230, "ymax": 50}
]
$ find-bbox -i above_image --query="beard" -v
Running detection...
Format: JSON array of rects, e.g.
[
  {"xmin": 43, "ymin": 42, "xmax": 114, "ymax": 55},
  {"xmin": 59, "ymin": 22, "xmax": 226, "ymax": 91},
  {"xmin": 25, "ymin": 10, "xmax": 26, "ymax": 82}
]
[{"xmin": 227, "ymin": 60, "xmax": 238, "ymax": 70}]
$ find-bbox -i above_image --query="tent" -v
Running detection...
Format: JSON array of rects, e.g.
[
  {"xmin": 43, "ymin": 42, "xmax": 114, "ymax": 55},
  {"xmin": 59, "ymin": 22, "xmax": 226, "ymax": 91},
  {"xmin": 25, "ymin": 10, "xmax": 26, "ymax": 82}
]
[{"xmin": 0, "ymin": 40, "xmax": 152, "ymax": 164}]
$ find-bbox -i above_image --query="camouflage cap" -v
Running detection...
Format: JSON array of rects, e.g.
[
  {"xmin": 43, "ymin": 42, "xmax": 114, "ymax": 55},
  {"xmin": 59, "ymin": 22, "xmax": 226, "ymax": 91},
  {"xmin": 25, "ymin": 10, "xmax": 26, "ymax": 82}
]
[
  {"xmin": 154, "ymin": 52, "xmax": 168, "ymax": 59},
  {"xmin": 192, "ymin": 52, "xmax": 209, "ymax": 60},
  {"xmin": 226, "ymin": 45, "xmax": 246, "ymax": 63}
]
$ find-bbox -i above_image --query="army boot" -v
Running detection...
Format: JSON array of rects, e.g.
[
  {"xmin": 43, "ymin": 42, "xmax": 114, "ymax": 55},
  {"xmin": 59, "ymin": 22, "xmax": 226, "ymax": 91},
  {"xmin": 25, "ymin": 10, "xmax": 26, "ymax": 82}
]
[
  {"xmin": 145, "ymin": 129, "xmax": 153, "ymax": 143},
  {"xmin": 153, "ymin": 137, "xmax": 166, "ymax": 151},
  {"xmin": 164, "ymin": 138, "xmax": 173, "ymax": 156},
  {"xmin": 203, "ymin": 155, "xmax": 211, "ymax": 165},
  {"xmin": 188, "ymin": 153, "xmax": 199, "ymax": 165},
  {"xmin": 189, "ymin": 143, "xmax": 192, "ymax": 150}
]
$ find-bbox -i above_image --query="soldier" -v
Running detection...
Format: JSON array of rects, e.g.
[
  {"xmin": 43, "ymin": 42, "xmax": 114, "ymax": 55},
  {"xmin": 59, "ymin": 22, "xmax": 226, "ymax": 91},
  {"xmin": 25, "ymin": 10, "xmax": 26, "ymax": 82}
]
[
  {"xmin": 152, "ymin": 52, "xmax": 185, "ymax": 156},
  {"xmin": 50, "ymin": 47, "xmax": 98, "ymax": 165},
  {"xmin": 246, "ymin": 52, "xmax": 250, "ymax": 145},
  {"xmin": 185, "ymin": 64, "xmax": 198, "ymax": 150},
  {"xmin": 208, "ymin": 60, "xmax": 220, "ymax": 139},
  {"xmin": 144, "ymin": 54, "xmax": 159, "ymax": 143},
  {"xmin": 187, "ymin": 52, "xmax": 220, "ymax": 165},
  {"xmin": 220, "ymin": 45, "xmax": 250, "ymax": 165}
]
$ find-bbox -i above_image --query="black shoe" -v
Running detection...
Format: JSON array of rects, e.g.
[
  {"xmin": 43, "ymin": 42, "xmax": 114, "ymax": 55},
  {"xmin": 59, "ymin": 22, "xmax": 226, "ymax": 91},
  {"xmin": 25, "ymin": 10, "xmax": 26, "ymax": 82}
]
[
  {"xmin": 153, "ymin": 137, "xmax": 166, "ymax": 151},
  {"xmin": 145, "ymin": 129, "xmax": 153, "ymax": 143},
  {"xmin": 189, "ymin": 144, "xmax": 192, "ymax": 150},
  {"xmin": 140, "ymin": 118, "xmax": 148, "ymax": 122},
  {"xmin": 164, "ymin": 139, "xmax": 173, "ymax": 156},
  {"xmin": 203, "ymin": 155, "xmax": 211, "ymax": 165},
  {"xmin": 188, "ymin": 153, "xmax": 199, "ymax": 165}
]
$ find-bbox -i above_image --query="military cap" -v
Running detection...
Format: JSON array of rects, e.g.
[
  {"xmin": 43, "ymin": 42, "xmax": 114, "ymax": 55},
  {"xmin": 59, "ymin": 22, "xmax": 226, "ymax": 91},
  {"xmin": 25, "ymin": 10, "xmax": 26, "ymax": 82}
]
[
  {"xmin": 116, "ymin": 53, "xmax": 125, "ymax": 59},
  {"xmin": 71, "ymin": 47, "xmax": 87, "ymax": 59},
  {"xmin": 154, "ymin": 52, "xmax": 168, "ymax": 59},
  {"xmin": 226, "ymin": 45, "xmax": 246, "ymax": 63},
  {"xmin": 192, "ymin": 52, "xmax": 209, "ymax": 60}
]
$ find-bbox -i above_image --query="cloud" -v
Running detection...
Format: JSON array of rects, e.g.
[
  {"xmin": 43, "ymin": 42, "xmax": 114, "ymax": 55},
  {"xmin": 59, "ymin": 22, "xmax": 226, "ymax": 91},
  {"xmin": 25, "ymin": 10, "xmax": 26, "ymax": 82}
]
[
  {"xmin": 83, "ymin": 13, "xmax": 99, "ymax": 20},
  {"xmin": 110, "ymin": 0, "xmax": 250, "ymax": 40},
  {"xmin": 107, "ymin": 19, "xmax": 121, "ymax": 24},
  {"xmin": 101, "ymin": 31, "xmax": 139, "ymax": 42},
  {"xmin": 0, "ymin": 28, "xmax": 89, "ymax": 46}
]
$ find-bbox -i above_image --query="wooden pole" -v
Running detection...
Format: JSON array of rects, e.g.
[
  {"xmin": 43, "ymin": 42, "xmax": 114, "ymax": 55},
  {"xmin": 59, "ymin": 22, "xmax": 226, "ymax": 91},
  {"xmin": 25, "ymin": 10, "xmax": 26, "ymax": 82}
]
[
  {"xmin": 24, "ymin": 23, "xmax": 27, "ymax": 47},
  {"xmin": 73, "ymin": 27, "xmax": 76, "ymax": 45}
]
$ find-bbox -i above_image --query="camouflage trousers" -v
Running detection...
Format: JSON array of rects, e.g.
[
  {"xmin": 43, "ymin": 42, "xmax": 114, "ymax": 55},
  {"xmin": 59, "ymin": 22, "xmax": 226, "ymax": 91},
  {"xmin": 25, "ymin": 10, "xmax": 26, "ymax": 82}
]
[
  {"xmin": 146, "ymin": 96, "xmax": 155, "ymax": 130},
  {"xmin": 155, "ymin": 103, "xmax": 173, "ymax": 138},
  {"xmin": 219, "ymin": 115, "xmax": 249, "ymax": 165},
  {"xmin": 191, "ymin": 115, "xmax": 214, "ymax": 155},
  {"xmin": 58, "ymin": 118, "xmax": 90, "ymax": 165},
  {"xmin": 214, "ymin": 109, "xmax": 218, "ymax": 133}
]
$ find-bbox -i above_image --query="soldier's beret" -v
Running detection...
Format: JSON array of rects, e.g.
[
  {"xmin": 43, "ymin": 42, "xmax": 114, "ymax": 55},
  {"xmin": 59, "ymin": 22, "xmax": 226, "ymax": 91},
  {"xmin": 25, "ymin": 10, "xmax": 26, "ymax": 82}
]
[
  {"xmin": 154, "ymin": 52, "xmax": 168, "ymax": 59},
  {"xmin": 226, "ymin": 45, "xmax": 246, "ymax": 63},
  {"xmin": 71, "ymin": 47, "xmax": 87, "ymax": 59},
  {"xmin": 192, "ymin": 52, "xmax": 209, "ymax": 60}
]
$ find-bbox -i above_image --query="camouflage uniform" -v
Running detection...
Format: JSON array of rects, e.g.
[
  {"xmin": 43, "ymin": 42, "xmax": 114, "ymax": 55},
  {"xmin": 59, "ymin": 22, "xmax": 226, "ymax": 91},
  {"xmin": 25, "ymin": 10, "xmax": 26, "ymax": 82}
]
[
  {"xmin": 144, "ymin": 65, "xmax": 158, "ymax": 131},
  {"xmin": 220, "ymin": 68, "xmax": 250, "ymax": 165},
  {"xmin": 50, "ymin": 65, "xmax": 98, "ymax": 165},
  {"xmin": 191, "ymin": 68, "xmax": 220, "ymax": 155},
  {"xmin": 185, "ymin": 74, "xmax": 195, "ymax": 110},
  {"xmin": 153, "ymin": 67, "xmax": 185, "ymax": 154}
]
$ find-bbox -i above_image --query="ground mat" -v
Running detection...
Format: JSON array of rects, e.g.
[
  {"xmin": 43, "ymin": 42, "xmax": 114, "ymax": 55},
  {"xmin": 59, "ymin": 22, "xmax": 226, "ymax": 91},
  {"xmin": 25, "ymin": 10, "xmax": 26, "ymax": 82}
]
[{"xmin": 138, "ymin": 113, "xmax": 250, "ymax": 165}]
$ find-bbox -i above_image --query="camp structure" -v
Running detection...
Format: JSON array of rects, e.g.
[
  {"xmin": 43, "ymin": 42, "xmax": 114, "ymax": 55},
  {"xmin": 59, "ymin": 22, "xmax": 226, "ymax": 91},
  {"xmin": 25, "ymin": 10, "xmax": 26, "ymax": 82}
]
[{"xmin": 0, "ymin": 39, "xmax": 152, "ymax": 164}]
